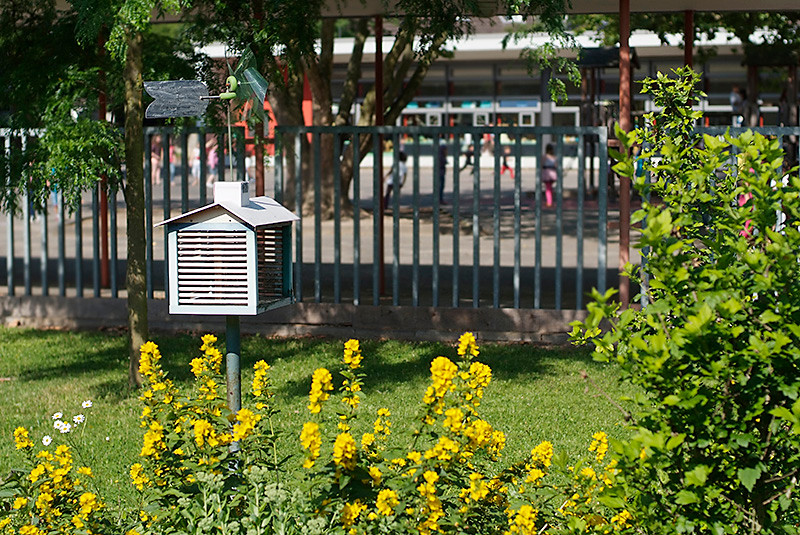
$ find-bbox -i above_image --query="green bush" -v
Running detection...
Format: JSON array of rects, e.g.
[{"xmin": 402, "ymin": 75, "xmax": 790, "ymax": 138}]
[{"xmin": 571, "ymin": 67, "xmax": 800, "ymax": 534}]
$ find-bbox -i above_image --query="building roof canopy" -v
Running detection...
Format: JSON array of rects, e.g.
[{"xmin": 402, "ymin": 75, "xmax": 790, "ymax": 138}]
[{"xmin": 322, "ymin": 0, "xmax": 800, "ymax": 15}]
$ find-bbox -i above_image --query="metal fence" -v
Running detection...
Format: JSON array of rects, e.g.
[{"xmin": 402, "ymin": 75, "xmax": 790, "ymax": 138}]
[
  {"xmin": 1, "ymin": 126, "xmax": 248, "ymax": 300},
  {"xmin": 274, "ymin": 125, "xmax": 611, "ymax": 310},
  {"xmin": 2, "ymin": 124, "xmax": 613, "ymax": 311}
]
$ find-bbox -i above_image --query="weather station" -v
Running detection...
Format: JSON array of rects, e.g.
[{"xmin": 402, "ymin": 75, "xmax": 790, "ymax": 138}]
[{"xmin": 147, "ymin": 50, "xmax": 298, "ymax": 441}]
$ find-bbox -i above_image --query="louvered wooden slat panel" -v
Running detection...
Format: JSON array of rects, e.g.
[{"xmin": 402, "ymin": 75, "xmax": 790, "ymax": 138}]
[
  {"xmin": 176, "ymin": 228, "xmax": 250, "ymax": 308},
  {"xmin": 257, "ymin": 226, "xmax": 285, "ymax": 301}
]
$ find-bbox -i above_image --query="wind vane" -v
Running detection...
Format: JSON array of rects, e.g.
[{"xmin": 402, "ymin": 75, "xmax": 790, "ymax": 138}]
[
  {"xmin": 144, "ymin": 47, "xmax": 269, "ymax": 181},
  {"xmin": 144, "ymin": 47, "xmax": 268, "ymax": 123}
]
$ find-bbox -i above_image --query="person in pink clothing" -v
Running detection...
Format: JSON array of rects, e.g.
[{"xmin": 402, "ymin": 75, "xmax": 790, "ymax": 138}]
[{"xmin": 541, "ymin": 144, "xmax": 557, "ymax": 207}]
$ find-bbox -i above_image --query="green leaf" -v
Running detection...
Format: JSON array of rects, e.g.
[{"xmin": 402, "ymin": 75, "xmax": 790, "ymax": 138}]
[
  {"xmin": 597, "ymin": 495, "xmax": 625, "ymax": 508},
  {"xmin": 737, "ymin": 467, "xmax": 762, "ymax": 492},
  {"xmin": 646, "ymin": 210, "xmax": 673, "ymax": 240},
  {"xmin": 685, "ymin": 465, "xmax": 711, "ymax": 487},
  {"xmin": 760, "ymin": 310, "xmax": 781, "ymax": 324},
  {"xmin": 663, "ymin": 395, "xmax": 680, "ymax": 406},
  {"xmin": 676, "ymin": 489, "xmax": 700, "ymax": 504}
]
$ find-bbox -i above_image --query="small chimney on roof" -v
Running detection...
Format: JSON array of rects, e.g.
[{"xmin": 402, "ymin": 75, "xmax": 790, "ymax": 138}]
[{"xmin": 214, "ymin": 181, "xmax": 251, "ymax": 207}]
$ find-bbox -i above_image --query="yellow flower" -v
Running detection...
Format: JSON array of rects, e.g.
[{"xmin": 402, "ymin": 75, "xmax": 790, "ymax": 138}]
[
  {"xmin": 376, "ymin": 489, "xmax": 399, "ymax": 515},
  {"xmin": 130, "ymin": 463, "xmax": 149, "ymax": 490},
  {"xmin": 340, "ymin": 500, "xmax": 366, "ymax": 527},
  {"xmin": 589, "ymin": 431, "xmax": 609, "ymax": 463},
  {"xmin": 204, "ymin": 346, "xmax": 223, "ymax": 373},
  {"xmin": 368, "ymin": 465, "xmax": 382, "ymax": 484},
  {"xmin": 13, "ymin": 497, "xmax": 28, "ymax": 509},
  {"xmin": 200, "ymin": 333, "xmax": 217, "ymax": 347},
  {"xmin": 526, "ymin": 468, "xmax": 545, "ymax": 484},
  {"xmin": 308, "ymin": 368, "xmax": 333, "ymax": 414},
  {"xmin": 192, "ymin": 419, "xmax": 215, "ymax": 448},
  {"xmin": 139, "ymin": 341, "xmax": 161, "ymax": 379},
  {"xmin": 424, "ymin": 436, "xmax": 460, "ymax": 461},
  {"xmin": 252, "ymin": 360, "xmax": 271, "ymax": 397},
  {"xmin": 611, "ymin": 510, "xmax": 633, "ymax": 526},
  {"xmin": 342, "ymin": 391, "xmax": 360, "ymax": 408},
  {"xmin": 463, "ymin": 419, "xmax": 494, "ymax": 449},
  {"xmin": 300, "ymin": 422, "xmax": 321, "ymax": 468},
  {"xmin": 190, "ymin": 357, "xmax": 206, "ymax": 377},
  {"xmin": 407, "ymin": 450, "xmax": 422, "ymax": 464},
  {"xmin": 13, "ymin": 426, "xmax": 33, "ymax": 450},
  {"xmin": 430, "ymin": 357, "xmax": 457, "ymax": 390},
  {"xmin": 232, "ymin": 408, "xmax": 262, "ymax": 442},
  {"xmin": 374, "ymin": 409, "xmax": 392, "ymax": 437},
  {"xmin": 35, "ymin": 491, "xmax": 53, "ymax": 512},
  {"xmin": 29, "ymin": 464, "xmax": 46, "ymax": 482},
  {"xmin": 141, "ymin": 421, "xmax": 165, "ymax": 456},
  {"xmin": 333, "ymin": 433, "xmax": 358, "ymax": 471},
  {"xmin": 461, "ymin": 472, "xmax": 489, "ymax": 503},
  {"xmin": 443, "ymin": 407, "xmax": 464, "ymax": 432},
  {"xmin": 507, "ymin": 505, "xmax": 538, "ymax": 534},
  {"xmin": 466, "ymin": 361, "xmax": 492, "ymax": 400},
  {"xmin": 343, "ymin": 339, "xmax": 362, "ymax": 369},
  {"xmin": 79, "ymin": 492, "xmax": 99, "ymax": 515},
  {"xmin": 457, "ymin": 332, "xmax": 480, "ymax": 358},
  {"xmin": 19, "ymin": 525, "xmax": 42, "ymax": 535},
  {"xmin": 361, "ymin": 433, "xmax": 376, "ymax": 449},
  {"xmin": 580, "ymin": 466, "xmax": 597, "ymax": 480},
  {"xmin": 531, "ymin": 441, "xmax": 554, "ymax": 468}
]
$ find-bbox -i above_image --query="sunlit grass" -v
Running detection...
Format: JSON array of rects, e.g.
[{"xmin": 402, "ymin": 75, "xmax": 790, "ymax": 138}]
[{"xmin": 0, "ymin": 327, "xmax": 637, "ymax": 507}]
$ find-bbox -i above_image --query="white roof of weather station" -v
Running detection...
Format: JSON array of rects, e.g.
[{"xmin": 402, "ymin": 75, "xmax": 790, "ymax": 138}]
[{"xmin": 155, "ymin": 182, "xmax": 299, "ymax": 229}]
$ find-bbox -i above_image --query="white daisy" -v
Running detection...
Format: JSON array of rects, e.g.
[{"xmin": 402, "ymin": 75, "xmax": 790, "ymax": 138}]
[
  {"xmin": 52, "ymin": 412, "xmax": 63, "ymax": 420},
  {"xmin": 54, "ymin": 420, "xmax": 64, "ymax": 430},
  {"xmin": 73, "ymin": 414, "xmax": 85, "ymax": 425},
  {"xmin": 82, "ymin": 400, "xmax": 92, "ymax": 409},
  {"xmin": 42, "ymin": 435, "xmax": 52, "ymax": 446},
  {"xmin": 59, "ymin": 423, "xmax": 72, "ymax": 434}
]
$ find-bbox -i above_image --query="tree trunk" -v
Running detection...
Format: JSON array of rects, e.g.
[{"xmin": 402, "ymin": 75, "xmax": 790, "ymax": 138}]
[
  {"xmin": 123, "ymin": 29, "xmax": 146, "ymax": 389},
  {"xmin": 338, "ymin": 25, "xmax": 446, "ymax": 201}
]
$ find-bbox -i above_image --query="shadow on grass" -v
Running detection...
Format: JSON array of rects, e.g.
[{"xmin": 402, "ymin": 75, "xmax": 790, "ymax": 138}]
[
  {"xmin": 238, "ymin": 335, "xmax": 595, "ymax": 401},
  {"xmin": 1, "ymin": 328, "xmax": 598, "ymax": 405}
]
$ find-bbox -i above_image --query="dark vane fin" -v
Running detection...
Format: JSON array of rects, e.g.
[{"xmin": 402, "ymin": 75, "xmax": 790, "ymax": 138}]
[{"xmin": 144, "ymin": 80, "xmax": 210, "ymax": 119}]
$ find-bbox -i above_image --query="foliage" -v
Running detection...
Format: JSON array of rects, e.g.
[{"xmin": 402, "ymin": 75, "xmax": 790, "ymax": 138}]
[
  {"xmin": 567, "ymin": 12, "xmax": 800, "ymax": 66},
  {"xmin": 571, "ymin": 67, "xmax": 800, "ymax": 533}
]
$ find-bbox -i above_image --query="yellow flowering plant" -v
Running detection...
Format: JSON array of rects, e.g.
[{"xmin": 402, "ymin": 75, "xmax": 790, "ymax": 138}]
[
  {"xmin": 0, "ymin": 402, "xmax": 119, "ymax": 534},
  {"xmin": 298, "ymin": 332, "xmax": 635, "ymax": 535},
  {"xmin": 126, "ymin": 335, "xmax": 303, "ymax": 535}
]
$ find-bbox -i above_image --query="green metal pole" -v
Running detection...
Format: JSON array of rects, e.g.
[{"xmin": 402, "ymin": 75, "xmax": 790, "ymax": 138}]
[{"xmin": 226, "ymin": 315, "xmax": 241, "ymax": 453}]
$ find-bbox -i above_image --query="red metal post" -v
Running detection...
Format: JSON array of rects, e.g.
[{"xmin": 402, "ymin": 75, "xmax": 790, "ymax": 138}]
[
  {"xmin": 255, "ymin": 120, "xmax": 265, "ymax": 196},
  {"xmin": 618, "ymin": 0, "xmax": 631, "ymax": 309},
  {"xmin": 684, "ymin": 10, "xmax": 694, "ymax": 68}
]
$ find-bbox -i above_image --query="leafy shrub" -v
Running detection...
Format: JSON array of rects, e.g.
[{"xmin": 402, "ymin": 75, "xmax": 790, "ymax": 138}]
[{"xmin": 571, "ymin": 67, "xmax": 800, "ymax": 534}]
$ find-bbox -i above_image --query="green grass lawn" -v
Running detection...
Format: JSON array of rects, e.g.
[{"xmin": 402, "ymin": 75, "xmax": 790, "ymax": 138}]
[{"xmin": 0, "ymin": 327, "xmax": 638, "ymax": 508}]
